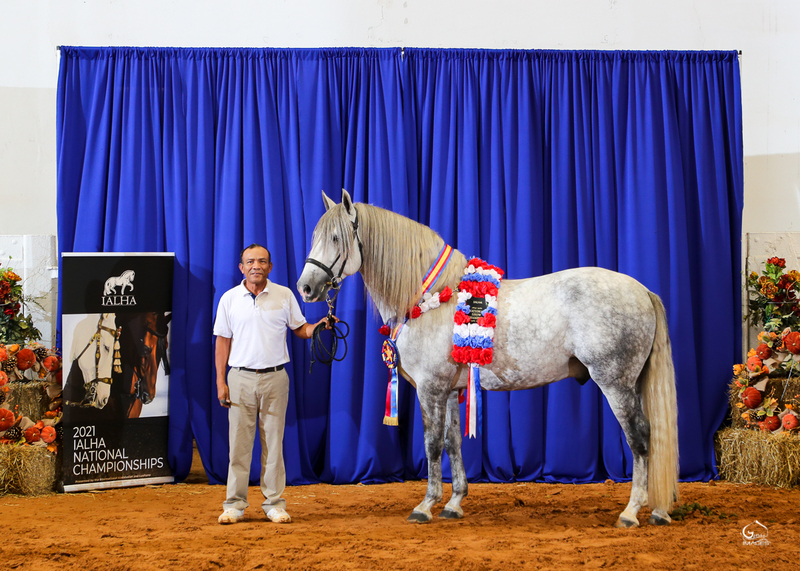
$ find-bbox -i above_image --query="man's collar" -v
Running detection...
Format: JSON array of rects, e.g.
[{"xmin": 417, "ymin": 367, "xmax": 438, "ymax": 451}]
[{"xmin": 239, "ymin": 279, "xmax": 270, "ymax": 297}]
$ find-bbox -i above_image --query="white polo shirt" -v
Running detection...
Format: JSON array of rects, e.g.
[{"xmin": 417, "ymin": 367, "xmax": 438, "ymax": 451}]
[{"xmin": 213, "ymin": 279, "xmax": 307, "ymax": 369}]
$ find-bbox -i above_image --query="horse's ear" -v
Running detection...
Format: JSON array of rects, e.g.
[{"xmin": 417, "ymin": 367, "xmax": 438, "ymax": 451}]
[
  {"xmin": 341, "ymin": 189, "xmax": 354, "ymax": 215},
  {"xmin": 321, "ymin": 190, "xmax": 336, "ymax": 212}
]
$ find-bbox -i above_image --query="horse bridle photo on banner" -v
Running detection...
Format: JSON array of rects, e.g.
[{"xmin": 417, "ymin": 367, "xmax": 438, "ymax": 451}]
[{"xmin": 65, "ymin": 313, "xmax": 120, "ymax": 409}]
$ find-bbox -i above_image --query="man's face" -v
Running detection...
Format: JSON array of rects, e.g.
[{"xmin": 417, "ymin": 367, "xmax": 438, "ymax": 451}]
[{"xmin": 239, "ymin": 247, "xmax": 272, "ymax": 288}]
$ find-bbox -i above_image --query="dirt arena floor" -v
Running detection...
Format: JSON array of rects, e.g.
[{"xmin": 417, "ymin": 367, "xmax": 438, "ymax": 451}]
[{"xmin": 1, "ymin": 447, "xmax": 798, "ymax": 570}]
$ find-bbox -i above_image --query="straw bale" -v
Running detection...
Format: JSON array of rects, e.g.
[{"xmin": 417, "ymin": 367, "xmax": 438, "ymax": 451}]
[
  {"xmin": 0, "ymin": 444, "xmax": 57, "ymax": 496},
  {"xmin": 717, "ymin": 428, "xmax": 800, "ymax": 488},
  {"xmin": 4, "ymin": 381, "xmax": 50, "ymax": 420},
  {"xmin": 0, "ymin": 444, "xmax": 12, "ymax": 495}
]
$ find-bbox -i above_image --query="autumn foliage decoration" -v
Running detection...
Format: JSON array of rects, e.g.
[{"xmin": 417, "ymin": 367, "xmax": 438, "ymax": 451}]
[{"xmin": 731, "ymin": 257, "xmax": 800, "ymax": 434}]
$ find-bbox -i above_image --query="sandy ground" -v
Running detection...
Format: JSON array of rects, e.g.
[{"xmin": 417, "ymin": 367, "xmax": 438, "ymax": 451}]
[{"xmin": 1, "ymin": 448, "xmax": 798, "ymax": 570}]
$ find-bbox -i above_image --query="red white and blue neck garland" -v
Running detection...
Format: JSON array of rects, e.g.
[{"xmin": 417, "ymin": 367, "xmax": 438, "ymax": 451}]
[
  {"xmin": 378, "ymin": 249, "xmax": 504, "ymax": 439},
  {"xmin": 451, "ymin": 258, "xmax": 504, "ymax": 438}
]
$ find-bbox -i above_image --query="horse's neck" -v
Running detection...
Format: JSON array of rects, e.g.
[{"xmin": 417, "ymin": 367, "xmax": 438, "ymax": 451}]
[{"xmin": 358, "ymin": 206, "xmax": 465, "ymax": 323}]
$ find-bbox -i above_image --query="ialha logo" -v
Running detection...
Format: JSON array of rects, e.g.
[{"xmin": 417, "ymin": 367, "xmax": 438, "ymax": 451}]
[
  {"xmin": 102, "ymin": 270, "xmax": 136, "ymax": 306},
  {"xmin": 742, "ymin": 520, "xmax": 770, "ymax": 546}
]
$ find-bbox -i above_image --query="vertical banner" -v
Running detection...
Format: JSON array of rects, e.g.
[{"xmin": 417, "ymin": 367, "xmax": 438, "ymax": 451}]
[{"xmin": 61, "ymin": 253, "xmax": 174, "ymax": 492}]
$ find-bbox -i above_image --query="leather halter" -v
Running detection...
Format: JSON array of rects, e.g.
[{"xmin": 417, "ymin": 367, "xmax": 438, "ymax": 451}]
[{"xmin": 305, "ymin": 207, "xmax": 364, "ymax": 292}]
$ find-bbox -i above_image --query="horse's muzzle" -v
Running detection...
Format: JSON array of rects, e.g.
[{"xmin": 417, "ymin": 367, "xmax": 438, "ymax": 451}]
[{"xmin": 297, "ymin": 269, "xmax": 330, "ymax": 303}]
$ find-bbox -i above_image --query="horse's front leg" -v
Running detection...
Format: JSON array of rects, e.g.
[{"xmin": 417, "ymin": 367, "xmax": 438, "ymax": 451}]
[
  {"xmin": 408, "ymin": 382, "xmax": 448, "ymax": 524},
  {"xmin": 439, "ymin": 389, "xmax": 467, "ymax": 519}
]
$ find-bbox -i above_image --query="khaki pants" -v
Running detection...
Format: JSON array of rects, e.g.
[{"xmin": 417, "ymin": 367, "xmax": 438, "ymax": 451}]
[{"xmin": 223, "ymin": 367, "xmax": 289, "ymax": 513}]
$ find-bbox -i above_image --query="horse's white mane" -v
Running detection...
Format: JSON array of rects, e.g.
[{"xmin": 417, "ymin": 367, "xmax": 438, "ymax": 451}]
[{"xmin": 313, "ymin": 202, "xmax": 466, "ymax": 321}]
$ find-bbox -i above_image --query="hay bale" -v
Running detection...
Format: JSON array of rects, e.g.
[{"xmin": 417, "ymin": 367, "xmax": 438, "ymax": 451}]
[
  {"xmin": 5, "ymin": 381, "xmax": 51, "ymax": 420},
  {"xmin": 717, "ymin": 428, "xmax": 800, "ymax": 488},
  {"xmin": 0, "ymin": 444, "xmax": 57, "ymax": 496},
  {"xmin": 0, "ymin": 444, "xmax": 12, "ymax": 495}
]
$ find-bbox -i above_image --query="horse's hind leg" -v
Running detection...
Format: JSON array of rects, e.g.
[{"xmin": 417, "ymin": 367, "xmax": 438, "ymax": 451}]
[
  {"xmin": 439, "ymin": 390, "xmax": 467, "ymax": 519},
  {"xmin": 602, "ymin": 385, "xmax": 650, "ymax": 528},
  {"xmin": 408, "ymin": 381, "xmax": 449, "ymax": 524}
]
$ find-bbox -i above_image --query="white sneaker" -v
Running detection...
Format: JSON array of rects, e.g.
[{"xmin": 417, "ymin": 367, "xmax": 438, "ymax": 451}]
[
  {"xmin": 266, "ymin": 507, "xmax": 291, "ymax": 523},
  {"xmin": 218, "ymin": 508, "xmax": 245, "ymax": 524}
]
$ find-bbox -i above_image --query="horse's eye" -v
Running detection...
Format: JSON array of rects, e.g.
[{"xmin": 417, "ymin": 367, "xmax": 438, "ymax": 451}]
[{"xmin": 332, "ymin": 235, "xmax": 339, "ymax": 244}]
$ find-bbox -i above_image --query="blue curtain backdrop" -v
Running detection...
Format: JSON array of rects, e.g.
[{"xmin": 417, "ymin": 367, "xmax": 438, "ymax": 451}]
[{"xmin": 56, "ymin": 47, "xmax": 743, "ymax": 486}]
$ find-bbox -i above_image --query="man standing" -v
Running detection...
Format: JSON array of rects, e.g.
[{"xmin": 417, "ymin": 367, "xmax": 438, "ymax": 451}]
[{"xmin": 214, "ymin": 243, "xmax": 330, "ymax": 524}]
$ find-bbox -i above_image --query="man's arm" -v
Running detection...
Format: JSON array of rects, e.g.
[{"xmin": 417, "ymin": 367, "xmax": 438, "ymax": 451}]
[
  {"xmin": 291, "ymin": 316, "xmax": 336, "ymax": 340},
  {"xmin": 215, "ymin": 336, "xmax": 232, "ymax": 407}
]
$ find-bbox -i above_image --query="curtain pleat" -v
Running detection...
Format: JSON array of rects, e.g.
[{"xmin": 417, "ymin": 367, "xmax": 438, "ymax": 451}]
[{"xmin": 57, "ymin": 47, "xmax": 743, "ymax": 486}]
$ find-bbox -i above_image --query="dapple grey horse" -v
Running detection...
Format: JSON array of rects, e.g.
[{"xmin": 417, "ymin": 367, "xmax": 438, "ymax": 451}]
[{"xmin": 298, "ymin": 190, "xmax": 678, "ymax": 528}]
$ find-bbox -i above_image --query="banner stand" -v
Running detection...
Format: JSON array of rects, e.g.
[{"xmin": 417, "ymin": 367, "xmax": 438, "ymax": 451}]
[{"xmin": 61, "ymin": 252, "xmax": 174, "ymax": 492}]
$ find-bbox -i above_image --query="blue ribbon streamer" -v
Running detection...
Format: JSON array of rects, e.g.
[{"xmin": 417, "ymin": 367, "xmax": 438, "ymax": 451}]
[{"xmin": 389, "ymin": 367, "xmax": 398, "ymax": 419}]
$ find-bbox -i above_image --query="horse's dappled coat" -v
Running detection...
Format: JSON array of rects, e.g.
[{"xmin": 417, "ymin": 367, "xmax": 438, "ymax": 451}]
[{"xmin": 298, "ymin": 190, "xmax": 679, "ymax": 528}]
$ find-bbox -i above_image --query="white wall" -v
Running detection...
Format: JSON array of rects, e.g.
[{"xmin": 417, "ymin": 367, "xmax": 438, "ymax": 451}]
[
  {"xmin": 2, "ymin": 0, "xmax": 799, "ymax": 238},
  {"xmin": 1, "ymin": 1, "xmax": 798, "ymax": 330}
]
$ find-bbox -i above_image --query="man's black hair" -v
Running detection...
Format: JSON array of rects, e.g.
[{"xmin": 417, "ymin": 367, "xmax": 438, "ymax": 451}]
[{"xmin": 240, "ymin": 243, "xmax": 271, "ymax": 265}]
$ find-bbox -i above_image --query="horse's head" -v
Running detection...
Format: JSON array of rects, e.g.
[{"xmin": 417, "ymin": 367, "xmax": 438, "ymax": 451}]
[
  {"xmin": 297, "ymin": 189, "xmax": 364, "ymax": 303},
  {"xmin": 118, "ymin": 312, "xmax": 171, "ymax": 418},
  {"xmin": 73, "ymin": 314, "xmax": 117, "ymax": 382}
]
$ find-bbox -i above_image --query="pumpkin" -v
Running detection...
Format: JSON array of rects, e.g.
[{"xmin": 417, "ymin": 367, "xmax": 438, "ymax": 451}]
[
  {"xmin": 785, "ymin": 331, "xmax": 800, "ymax": 355},
  {"xmin": 742, "ymin": 387, "xmax": 762, "ymax": 409},
  {"xmin": 746, "ymin": 355, "xmax": 763, "ymax": 373},
  {"xmin": 0, "ymin": 408, "xmax": 15, "ymax": 431},
  {"xmin": 24, "ymin": 426, "xmax": 41, "ymax": 443},
  {"xmin": 40, "ymin": 425, "xmax": 56, "ymax": 444},
  {"xmin": 756, "ymin": 343, "xmax": 772, "ymax": 360},
  {"xmin": 43, "ymin": 355, "xmax": 61, "ymax": 372},
  {"xmin": 0, "ymin": 346, "xmax": 6, "ymax": 362},
  {"xmin": 760, "ymin": 415, "xmax": 781, "ymax": 432},
  {"xmin": 15, "ymin": 348, "xmax": 35, "ymax": 371},
  {"xmin": 0, "ymin": 371, "xmax": 7, "ymax": 387},
  {"xmin": 783, "ymin": 414, "xmax": 799, "ymax": 431}
]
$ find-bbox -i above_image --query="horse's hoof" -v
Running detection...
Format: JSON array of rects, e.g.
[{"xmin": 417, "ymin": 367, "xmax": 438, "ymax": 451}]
[
  {"xmin": 648, "ymin": 513, "xmax": 671, "ymax": 526},
  {"xmin": 438, "ymin": 508, "xmax": 463, "ymax": 520},
  {"xmin": 407, "ymin": 511, "xmax": 432, "ymax": 524},
  {"xmin": 614, "ymin": 516, "xmax": 639, "ymax": 529}
]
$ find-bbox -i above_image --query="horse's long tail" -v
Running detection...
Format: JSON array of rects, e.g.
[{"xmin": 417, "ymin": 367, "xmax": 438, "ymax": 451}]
[{"xmin": 641, "ymin": 292, "xmax": 679, "ymax": 513}]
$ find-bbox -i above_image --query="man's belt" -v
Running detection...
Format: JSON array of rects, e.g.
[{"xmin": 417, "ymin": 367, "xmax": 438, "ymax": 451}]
[{"xmin": 236, "ymin": 365, "xmax": 285, "ymax": 374}]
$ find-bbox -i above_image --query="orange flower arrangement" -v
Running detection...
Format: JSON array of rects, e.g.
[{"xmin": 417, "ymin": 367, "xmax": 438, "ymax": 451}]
[
  {"xmin": 747, "ymin": 257, "xmax": 800, "ymax": 331},
  {"xmin": 0, "ymin": 263, "xmax": 42, "ymax": 345}
]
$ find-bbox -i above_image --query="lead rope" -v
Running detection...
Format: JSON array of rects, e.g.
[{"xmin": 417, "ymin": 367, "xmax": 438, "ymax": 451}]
[{"xmin": 308, "ymin": 290, "xmax": 350, "ymax": 373}]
